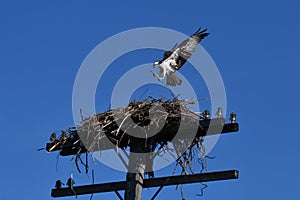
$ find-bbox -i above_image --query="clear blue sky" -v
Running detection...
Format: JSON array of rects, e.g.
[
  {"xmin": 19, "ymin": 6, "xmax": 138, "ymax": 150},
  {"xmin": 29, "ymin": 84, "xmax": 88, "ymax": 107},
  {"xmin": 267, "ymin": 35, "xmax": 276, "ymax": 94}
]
[{"xmin": 1, "ymin": 0, "xmax": 299, "ymax": 199}]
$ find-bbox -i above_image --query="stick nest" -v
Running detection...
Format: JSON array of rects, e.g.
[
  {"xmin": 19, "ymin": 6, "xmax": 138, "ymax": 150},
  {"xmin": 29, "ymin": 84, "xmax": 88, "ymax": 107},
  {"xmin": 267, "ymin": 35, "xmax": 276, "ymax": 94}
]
[{"xmin": 78, "ymin": 97, "xmax": 203, "ymax": 152}]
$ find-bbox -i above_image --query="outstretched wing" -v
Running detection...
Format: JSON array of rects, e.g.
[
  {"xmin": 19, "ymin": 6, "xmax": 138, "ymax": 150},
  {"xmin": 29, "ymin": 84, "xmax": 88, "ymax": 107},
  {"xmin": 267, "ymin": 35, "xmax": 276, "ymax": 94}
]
[
  {"xmin": 173, "ymin": 28, "xmax": 209, "ymax": 70},
  {"xmin": 162, "ymin": 43, "xmax": 178, "ymax": 60}
]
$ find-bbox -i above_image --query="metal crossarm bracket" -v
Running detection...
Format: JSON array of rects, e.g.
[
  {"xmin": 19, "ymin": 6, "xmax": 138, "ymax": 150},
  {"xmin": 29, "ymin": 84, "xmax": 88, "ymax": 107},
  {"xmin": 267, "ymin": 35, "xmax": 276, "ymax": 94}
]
[{"xmin": 151, "ymin": 186, "xmax": 164, "ymax": 200}]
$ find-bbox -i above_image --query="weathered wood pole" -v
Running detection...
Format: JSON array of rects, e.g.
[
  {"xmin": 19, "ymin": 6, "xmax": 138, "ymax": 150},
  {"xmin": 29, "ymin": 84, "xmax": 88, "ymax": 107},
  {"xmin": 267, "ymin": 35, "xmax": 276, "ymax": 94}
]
[{"xmin": 124, "ymin": 138, "xmax": 146, "ymax": 200}]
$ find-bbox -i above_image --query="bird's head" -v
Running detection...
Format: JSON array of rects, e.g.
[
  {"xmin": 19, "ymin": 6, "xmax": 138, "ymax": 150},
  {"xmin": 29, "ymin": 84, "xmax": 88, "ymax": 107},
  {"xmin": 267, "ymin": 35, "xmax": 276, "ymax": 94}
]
[{"xmin": 153, "ymin": 60, "xmax": 162, "ymax": 67}]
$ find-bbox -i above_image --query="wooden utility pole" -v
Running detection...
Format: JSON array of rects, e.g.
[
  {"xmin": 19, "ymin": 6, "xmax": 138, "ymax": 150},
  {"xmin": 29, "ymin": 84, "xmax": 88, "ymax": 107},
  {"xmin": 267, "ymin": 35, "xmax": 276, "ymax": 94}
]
[{"xmin": 124, "ymin": 139, "xmax": 146, "ymax": 200}]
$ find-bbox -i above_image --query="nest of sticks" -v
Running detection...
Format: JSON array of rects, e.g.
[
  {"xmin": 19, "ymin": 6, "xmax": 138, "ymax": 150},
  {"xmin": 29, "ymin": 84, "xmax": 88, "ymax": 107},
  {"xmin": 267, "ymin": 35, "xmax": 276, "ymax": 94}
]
[
  {"xmin": 46, "ymin": 97, "xmax": 211, "ymax": 176},
  {"xmin": 77, "ymin": 97, "xmax": 209, "ymax": 174},
  {"xmin": 78, "ymin": 98, "xmax": 201, "ymax": 149}
]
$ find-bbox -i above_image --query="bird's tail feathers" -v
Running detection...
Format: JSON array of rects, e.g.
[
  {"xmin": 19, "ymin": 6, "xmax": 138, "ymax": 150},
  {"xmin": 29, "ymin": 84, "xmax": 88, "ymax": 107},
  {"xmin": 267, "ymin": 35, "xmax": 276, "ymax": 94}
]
[{"xmin": 167, "ymin": 73, "xmax": 182, "ymax": 87}]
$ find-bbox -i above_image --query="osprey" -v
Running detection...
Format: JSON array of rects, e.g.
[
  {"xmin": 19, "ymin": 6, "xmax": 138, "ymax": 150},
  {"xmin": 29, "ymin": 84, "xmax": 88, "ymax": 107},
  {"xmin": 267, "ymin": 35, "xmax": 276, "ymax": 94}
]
[{"xmin": 152, "ymin": 28, "xmax": 209, "ymax": 86}]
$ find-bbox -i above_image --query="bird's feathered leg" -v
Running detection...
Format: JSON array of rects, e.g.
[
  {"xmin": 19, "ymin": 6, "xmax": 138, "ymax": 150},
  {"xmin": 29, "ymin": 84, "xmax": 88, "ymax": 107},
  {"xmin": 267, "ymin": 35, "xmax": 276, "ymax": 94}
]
[
  {"xmin": 152, "ymin": 71, "xmax": 163, "ymax": 82},
  {"xmin": 152, "ymin": 65, "xmax": 167, "ymax": 82},
  {"xmin": 161, "ymin": 66, "xmax": 167, "ymax": 80}
]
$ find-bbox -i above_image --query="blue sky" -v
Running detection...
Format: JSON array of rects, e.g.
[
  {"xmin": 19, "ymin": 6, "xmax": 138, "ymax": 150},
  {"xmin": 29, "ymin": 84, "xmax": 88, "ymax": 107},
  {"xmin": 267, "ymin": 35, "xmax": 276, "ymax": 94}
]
[{"xmin": 1, "ymin": 0, "xmax": 300, "ymax": 199}]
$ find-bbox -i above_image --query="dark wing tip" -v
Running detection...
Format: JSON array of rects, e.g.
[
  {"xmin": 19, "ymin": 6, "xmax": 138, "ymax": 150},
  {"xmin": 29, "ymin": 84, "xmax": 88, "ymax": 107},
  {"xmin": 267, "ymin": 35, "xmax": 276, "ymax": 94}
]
[
  {"xmin": 192, "ymin": 27, "xmax": 209, "ymax": 40},
  {"xmin": 193, "ymin": 27, "xmax": 209, "ymax": 33}
]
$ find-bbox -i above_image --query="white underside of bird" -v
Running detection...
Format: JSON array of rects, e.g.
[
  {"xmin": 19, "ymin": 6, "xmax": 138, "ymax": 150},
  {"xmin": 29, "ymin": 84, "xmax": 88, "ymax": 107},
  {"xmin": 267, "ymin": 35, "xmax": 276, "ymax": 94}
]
[
  {"xmin": 152, "ymin": 50, "xmax": 182, "ymax": 86},
  {"xmin": 152, "ymin": 61, "xmax": 182, "ymax": 87},
  {"xmin": 152, "ymin": 60, "xmax": 175, "ymax": 80}
]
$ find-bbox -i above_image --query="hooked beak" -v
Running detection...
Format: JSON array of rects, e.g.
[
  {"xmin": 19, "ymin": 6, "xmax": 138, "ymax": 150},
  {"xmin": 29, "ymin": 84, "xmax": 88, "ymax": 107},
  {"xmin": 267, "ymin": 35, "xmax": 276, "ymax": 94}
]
[{"xmin": 153, "ymin": 61, "xmax": 160, "ymax": 67}]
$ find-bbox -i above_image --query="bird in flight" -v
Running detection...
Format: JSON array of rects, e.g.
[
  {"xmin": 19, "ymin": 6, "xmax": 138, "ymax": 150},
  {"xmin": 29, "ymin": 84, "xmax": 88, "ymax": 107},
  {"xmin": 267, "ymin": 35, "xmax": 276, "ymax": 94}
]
[{"xmin": 152, "ymin": 28, "xmax": 209, "ymax": 86}]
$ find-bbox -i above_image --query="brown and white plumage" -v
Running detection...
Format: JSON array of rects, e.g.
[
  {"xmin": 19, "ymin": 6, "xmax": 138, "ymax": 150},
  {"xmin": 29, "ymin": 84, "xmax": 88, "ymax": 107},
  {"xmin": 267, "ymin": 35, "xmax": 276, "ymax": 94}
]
[{"xmin": 153, "ymin": 28, "xmax": 209, "ymax": 86}]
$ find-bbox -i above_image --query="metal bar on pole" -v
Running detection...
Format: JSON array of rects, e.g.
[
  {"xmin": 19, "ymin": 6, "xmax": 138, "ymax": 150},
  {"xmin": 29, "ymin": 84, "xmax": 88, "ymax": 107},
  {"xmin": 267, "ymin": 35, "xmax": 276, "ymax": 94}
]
[
  {"xmin": 115, "ymin": 190, "xmax": 123, "ymax": 200},
  {"xmin": 150, "ymin": 186, "xmax": 164, "ymax": 200}
]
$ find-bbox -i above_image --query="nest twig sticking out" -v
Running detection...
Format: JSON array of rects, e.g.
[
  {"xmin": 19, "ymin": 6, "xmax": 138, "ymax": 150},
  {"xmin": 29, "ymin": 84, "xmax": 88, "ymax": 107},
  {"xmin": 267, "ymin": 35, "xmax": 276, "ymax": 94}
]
[{"xmin": 78, "ymin": 97, "xmax": 210, "ymax": 174}]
